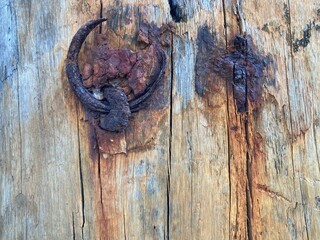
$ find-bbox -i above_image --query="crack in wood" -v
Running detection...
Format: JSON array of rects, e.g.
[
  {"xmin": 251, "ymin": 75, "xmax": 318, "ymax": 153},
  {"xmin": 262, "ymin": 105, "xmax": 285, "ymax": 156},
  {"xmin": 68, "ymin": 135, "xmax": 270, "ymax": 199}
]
[
  {"xmin": 122, "ymin": 210, "xmax": 127, "ymax": 240},
  {"xmin": 76, "ymin": 106, "xmax": 86, "ymax": 237},
  {"xmin": 72, "ymin": 212, "xmax": 75, "ymax": 240},
  {"xmin": 256, "ymin": 184, "xmax": 291, "ymax": 202},
  {"xmin": 166, "ymin": 24, "xmax": 174, "ymax": 240}
]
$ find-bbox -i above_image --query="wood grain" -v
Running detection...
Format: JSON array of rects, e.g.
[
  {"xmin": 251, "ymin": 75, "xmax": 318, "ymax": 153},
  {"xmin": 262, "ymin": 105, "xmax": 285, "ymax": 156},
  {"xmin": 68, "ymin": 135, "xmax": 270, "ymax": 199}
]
[{"xmin": 1, "ymin": 0, "xmax": 319, "ymax": 239}]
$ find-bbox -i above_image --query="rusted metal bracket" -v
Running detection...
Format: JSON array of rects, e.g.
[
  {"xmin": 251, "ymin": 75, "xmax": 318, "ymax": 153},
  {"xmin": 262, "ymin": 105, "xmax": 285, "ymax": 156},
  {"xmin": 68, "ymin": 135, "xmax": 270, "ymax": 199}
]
[{"xmin": 66, "ymin": 19, "xmax": 171, "ymax": 132}]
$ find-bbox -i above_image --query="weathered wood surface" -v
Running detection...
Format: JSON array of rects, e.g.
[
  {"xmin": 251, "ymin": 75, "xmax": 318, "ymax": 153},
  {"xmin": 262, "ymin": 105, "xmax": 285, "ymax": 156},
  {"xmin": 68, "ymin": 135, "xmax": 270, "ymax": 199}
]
[{"xmin": 1, "ymin": 0, "xmax": 319, "ymax": 239}]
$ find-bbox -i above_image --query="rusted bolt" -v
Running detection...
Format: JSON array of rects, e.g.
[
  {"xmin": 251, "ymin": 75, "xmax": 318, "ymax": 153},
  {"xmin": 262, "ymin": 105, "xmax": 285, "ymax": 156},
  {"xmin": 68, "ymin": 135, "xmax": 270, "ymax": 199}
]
[{"xmin": 66, "ymin": 19, "xmax": 169, "ymax": 132}]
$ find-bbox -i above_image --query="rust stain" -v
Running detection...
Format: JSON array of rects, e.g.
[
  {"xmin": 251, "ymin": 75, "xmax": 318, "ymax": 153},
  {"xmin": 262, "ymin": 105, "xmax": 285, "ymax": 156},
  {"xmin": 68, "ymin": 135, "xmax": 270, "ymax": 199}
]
[
  {"xmin": 93, "ymin": 117, "xmax": 127, "ymax": 156},
  {"xmin": 93, "ymin": 155, "xmax": 120, "ymax": 240},
  {"xmin": 127, "ymin": 44, "xmax": 160, "ymax": 96},
  {"xmin": 251, "ymin": 132, "xmax": 266, "ymax": 166},
  {"xmin": 83, "ymin": 47, "xmax": 137, "ymax": 89}
]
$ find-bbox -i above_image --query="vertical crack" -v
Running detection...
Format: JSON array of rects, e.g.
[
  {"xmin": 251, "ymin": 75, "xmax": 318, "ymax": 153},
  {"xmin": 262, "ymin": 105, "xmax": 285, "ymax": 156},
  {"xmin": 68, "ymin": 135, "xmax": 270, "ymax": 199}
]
[
  {"xmin": 99, "ymin": 0, "xmax": 103, "ymax": 33},
  {"xmin": 246, "ymin": 185, "xmax": 253, "ymax": 240},
  {"xmin": 72, "ymin": 212, "xmax": 76, "ymax": 240},
  {"xmin": 245, "ymin": 61, "xmax": 253, "ymax": 240},
  {"xmin": 313, "ymin": 125, "xmax": 320, "ymax": 175},
  {"xmin": 97, "ymin": 147, "xmax": 103, "ymax": 209},
  {"xmin": 299, "ymin": 179, "xmax": 310, "ymax": 240},
  {"xmin": 226, "ymin": 101, "xmax": 232, "ymax": 239},
  {"xmin": 187, "ymin": 131, "xmax": 193, "ymax": 238},
  {"xmin": 234, "ymin": 17, "xmax": 253, "ymax": 238},
  {"xmin": 76, "ymin": 108, "xmax": 85, "ymax": 239},
  {"xmin": 245, "ymin": 118, "xmax": 253, "ymax": 240},
  {"xmin": 284, "ymin": 0, "xmax": 295, "ymax": 150},
  {"xmin": 78, "ymin": 145, "xmax": 85, "ymax": 234},
  {"xmin": 227, "ymin": 27, "xmax": 255, "ymax": 239},
  {"xmin": 284, "ymin": 1, "xmax": 294, "ymax": 58},
  {"xmin": 222, "ymin": 0, "xmax": 231, "ymax": 237},
  {"xmin": 166, "ymin": 178, "xmax": 170, "ymax": 240},
  {"xmin": 17, "ymin": 70, "xmax": 23, "ymax": 193},
  {"xmin": 284, "ymin": 1, "xmax": 310, "ymax": 239},
  {"xmin": 123, "ymin": 210, "xmax": 127, "ymax": 240},
  {"xmin": 283, "ymin": 13, "xmax": 296, "ymax": 194},
  {"xmin": 234, "ymin": 195, "xmax": 239, "ymax": 238},
  {"xmin": 91, "ymin": 120, "xmax": 103, "ymax": 211},
  {"xmin": 284, "ymin": 7, "xmax": 311, "ymax": 236},
  {"xmin": 166, "ymin": 28, "xmax": 174, "ymax": 240}
]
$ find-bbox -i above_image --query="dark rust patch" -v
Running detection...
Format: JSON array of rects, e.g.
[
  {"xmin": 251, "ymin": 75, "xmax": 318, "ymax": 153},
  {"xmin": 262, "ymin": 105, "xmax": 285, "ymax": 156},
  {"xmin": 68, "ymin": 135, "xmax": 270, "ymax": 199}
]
[
  {"xmin": 261, "ymin": 24, "xmax": 270, "ymax": 33},
  {"xmin": 292, "ymin": 22, "xmax": 313, "ymax": 52},
  {"xmin": 283, "ymin": 4, "xmax": 290, "ymax": 25},
  {"xmin": 195, "ymin": 25, "xmax": 268, "ymax": 113},
  {"xmin": 168, "ymin": 0, "xmax": 193, "ymax": 23},
  {"xmin": 195, "ymin": 25, "xmax": 222, "ymax": 97},
  {"xmin": 315, "ymin": 196, "xmax": 320, "ymax": 209},
  {"xmin": 93, "ymin": 119, "xmax": 127, "ymax": 156}
]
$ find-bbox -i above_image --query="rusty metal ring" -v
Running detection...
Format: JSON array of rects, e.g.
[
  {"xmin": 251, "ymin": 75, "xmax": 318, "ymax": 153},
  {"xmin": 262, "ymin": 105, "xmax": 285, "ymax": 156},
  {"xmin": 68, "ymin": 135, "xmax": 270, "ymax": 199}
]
[
  {"xmin": 66, "ymin": 18, "xmax": 166, "ymax": 114},
  {"xmin": 66, "ymin": 18, "xmax": 167, "ymax": 131}
]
